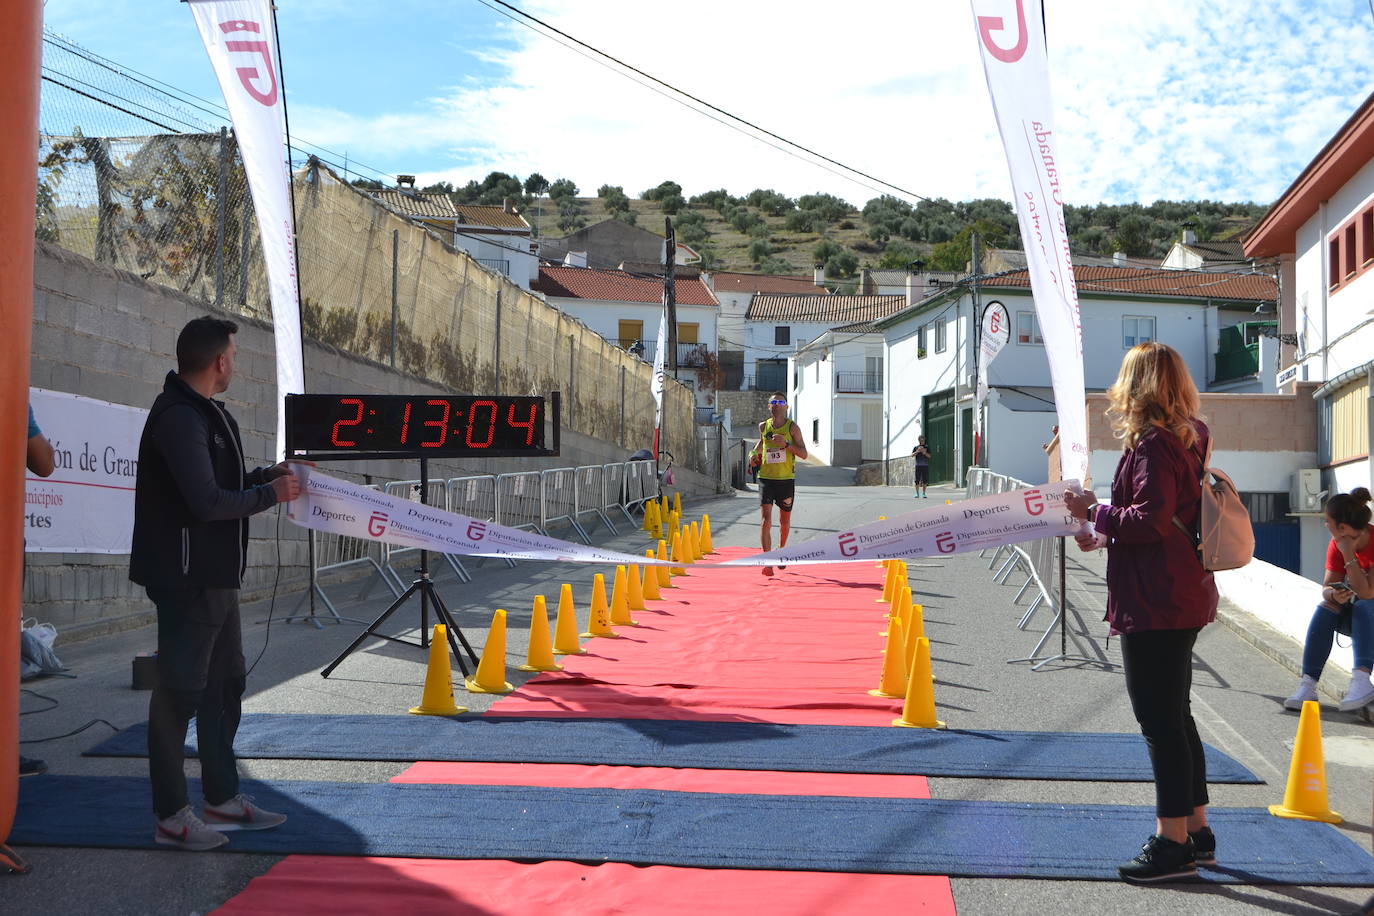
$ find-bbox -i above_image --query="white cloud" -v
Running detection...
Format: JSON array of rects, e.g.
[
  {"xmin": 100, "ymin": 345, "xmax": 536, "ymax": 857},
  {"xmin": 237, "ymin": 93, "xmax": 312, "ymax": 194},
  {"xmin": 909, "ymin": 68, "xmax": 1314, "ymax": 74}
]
[{"xmin": 47, "ymin": 0, "xmax": 1374, "ymax": 206}]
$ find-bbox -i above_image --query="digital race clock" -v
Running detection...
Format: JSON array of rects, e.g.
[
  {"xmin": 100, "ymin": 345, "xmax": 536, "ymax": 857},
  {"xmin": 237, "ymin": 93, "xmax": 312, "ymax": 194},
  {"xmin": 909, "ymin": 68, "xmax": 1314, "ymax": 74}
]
[{"xmin": 285, "ymin": 393, "xmax": 558, "ymax": 460}]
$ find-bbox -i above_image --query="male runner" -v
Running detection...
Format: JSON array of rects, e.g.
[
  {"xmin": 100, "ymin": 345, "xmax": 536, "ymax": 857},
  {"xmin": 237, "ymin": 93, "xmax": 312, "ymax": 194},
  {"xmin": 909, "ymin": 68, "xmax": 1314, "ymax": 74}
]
[{"xmin": 748, "ymin": 393, "xmax": 807, "ymax": 576}]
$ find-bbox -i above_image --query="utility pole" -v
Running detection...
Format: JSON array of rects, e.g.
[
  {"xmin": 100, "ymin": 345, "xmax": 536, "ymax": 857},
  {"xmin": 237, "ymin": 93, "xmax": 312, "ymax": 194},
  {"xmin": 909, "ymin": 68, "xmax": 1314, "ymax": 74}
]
[
  {"xmin": 970, "ymin": 230, "xmax": 983, "ymax": 469},
  {"xmin": 664, "ymin": 217, "xmax": 678, "ymax": 378}
]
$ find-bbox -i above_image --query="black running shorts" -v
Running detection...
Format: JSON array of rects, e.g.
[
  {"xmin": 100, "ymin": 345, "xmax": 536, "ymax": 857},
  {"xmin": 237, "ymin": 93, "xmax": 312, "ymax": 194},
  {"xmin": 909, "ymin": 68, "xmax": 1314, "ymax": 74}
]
[{"xmin": 759, "ymin": 478, "xmax": 796, "ymax": 510}]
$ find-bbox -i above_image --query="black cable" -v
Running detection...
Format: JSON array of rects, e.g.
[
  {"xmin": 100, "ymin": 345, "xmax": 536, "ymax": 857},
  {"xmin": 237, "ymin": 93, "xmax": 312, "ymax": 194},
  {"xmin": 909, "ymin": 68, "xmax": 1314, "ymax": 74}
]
[
  {"xmin": 20, "ymin": 719, "xmax": 122, "ymax": 744},
  {"xmin": 246, "ymin": 498, "xmax": 286, "ymax": 677},
  {"xmin": 19, "ymin": 689, "xmax": 59, "ymax": 715}
]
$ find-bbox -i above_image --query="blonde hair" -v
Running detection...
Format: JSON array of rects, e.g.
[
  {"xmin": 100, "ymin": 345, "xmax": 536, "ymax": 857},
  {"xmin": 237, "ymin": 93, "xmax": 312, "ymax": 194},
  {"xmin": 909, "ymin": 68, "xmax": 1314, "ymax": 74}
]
[{"xmin": 1105, "ymin": 342, "xmax": 1201, "ymax": 450}]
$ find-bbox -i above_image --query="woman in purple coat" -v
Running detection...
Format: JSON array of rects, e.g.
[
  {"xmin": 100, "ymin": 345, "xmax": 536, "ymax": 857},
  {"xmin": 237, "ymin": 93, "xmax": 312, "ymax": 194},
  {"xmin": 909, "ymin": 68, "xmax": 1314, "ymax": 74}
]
[{"xmin": 1064, "ymin": 342, "xmax": 1218, "ymax": 884}]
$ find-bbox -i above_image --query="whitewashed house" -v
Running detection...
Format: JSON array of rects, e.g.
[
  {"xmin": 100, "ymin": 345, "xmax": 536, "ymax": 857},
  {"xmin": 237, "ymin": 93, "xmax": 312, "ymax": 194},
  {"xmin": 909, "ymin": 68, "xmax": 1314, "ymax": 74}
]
[
  {"xmin": 789, "ymin": 300, "xmax": 909, "ymax": 466},
  {"xmin": 536, "ymin": 265, "xmax": 719, "ymax": 406},
  {"xmin": 370, "ymin": 180, "xmax": 538, "ymax": 290},
  {"xmin": 704, "ymin": 271, "xmax": 827, "ymax": 391},
  {"xmin": 872, "ymin": 266, "xmax": 1278, "ymax": 487},
  {"xmin": 744, "ymin": 293, "xmax": 904, "ymax": 395},
  {"xmin": 1245, "ymin": 89, "xmax": 1374, "ymax": 578}
]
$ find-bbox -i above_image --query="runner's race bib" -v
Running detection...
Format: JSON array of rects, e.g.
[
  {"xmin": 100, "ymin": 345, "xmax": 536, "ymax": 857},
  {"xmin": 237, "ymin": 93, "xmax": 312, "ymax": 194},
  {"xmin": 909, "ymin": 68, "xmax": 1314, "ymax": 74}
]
[{"xmin": 765, "ymin": 448, "xmax": 786, "ymax": 464}]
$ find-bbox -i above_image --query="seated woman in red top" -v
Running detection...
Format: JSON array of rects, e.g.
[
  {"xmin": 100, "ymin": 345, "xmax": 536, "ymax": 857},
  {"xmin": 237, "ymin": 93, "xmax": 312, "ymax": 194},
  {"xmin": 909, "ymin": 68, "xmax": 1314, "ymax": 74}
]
[
  {"xmin": 1284, "ymin": 487, "xmax": 1374, "ymax": 712},
  {"xmin": 1064, "ymin": 342, "xmax": 1218, "ymax": 884}
]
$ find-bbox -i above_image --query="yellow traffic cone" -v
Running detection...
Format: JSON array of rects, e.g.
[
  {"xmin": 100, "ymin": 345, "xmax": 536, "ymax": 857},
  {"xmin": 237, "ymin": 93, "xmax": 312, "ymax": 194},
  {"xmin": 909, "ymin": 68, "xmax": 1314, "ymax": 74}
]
[
  {"xmin": 610, "ymin": 565, "xmax": 639, "ymax": 626},
  {"xmin": 689, "ymin": 521, "xmax": 703, "ymax": 561},
  {"xmin": 893, "ymin": 636, "xmax": 945, "ymax": 729},
  {"xmin": 552, "ymin": 583, "xmax": 588, "ymax": 656},
  {"xmin": 907, "ymin": 599, "xmax": 925, "ymax": 641},
  {"xmin": 518, "ymin": 595, "xmax": 564, "ymax": 672},
  {"xmin": 409, "ymin": 624, "xmax": 469, "ymax": 715},
  {"xmin": 904, "ymin": 602, "xmax": 920, "ymax": 674},
  {"xmin": 656, "ymin": 539, "xmax": 674, "ymax": 588},
  {"xmin": 581, "ymin": 573, "xmax": 618, "ymax": 638},
  {"xmin": 878, "ymin": 560, "xmax": 897, "ymax": 603},
  {"xmin": 876, "ymin": 521, "xmax": 887, "ymax": 567},
  {"xmin": 882, "ymin": 587, "xmax": 912, "ymax": 638},
  {"xmin": 669, "ymin": 530, "xmax": 687, "ymax": 576},
  {"xmin": 673, "ymin": 491, "xmax": 682, "ymax": 515},
  {"xmin": 869, "ymin": 617, "xmax": 907, "ymax": 698},
  {"xmin": 642, "ymin": 551, "xmax": 663, "ymax": 599},
  {"xmin": 642, "ymin": 499, "xmax": 657, "ymax": 534},
  {"xmin": 627, "ymin": 562, "xmax": 647, "ymax": 610},
  {"xmin": 1269, "ymin": 700, "xmax": 1342, "ymax": 823},
  {"xmin": 660, "ymin": 494, "xmax": 670, "ymax": 524},
  {"xmin": 465, "ymin": 610, "xmax": 515, "ymax": 694}
]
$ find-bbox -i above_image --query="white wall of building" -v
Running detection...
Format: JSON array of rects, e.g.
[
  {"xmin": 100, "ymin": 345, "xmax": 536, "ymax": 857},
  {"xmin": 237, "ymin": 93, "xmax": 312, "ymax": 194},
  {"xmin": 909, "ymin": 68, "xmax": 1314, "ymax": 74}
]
[{"xmin": 458, "ymin": 232, "xmax": 537, "ymax": 290}]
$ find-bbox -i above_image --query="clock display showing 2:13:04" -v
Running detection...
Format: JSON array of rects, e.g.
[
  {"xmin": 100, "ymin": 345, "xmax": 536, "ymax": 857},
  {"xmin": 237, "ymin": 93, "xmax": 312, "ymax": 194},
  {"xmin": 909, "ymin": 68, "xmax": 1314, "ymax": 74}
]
[{"xmin": 286, "ymin": 394, "xmax": 548, "ymax": 457}]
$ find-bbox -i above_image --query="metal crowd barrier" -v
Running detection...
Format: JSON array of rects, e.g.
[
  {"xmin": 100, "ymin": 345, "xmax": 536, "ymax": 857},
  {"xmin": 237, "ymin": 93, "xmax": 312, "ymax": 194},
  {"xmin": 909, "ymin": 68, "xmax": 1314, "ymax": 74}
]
[
  {"xmin": 540, "ymin": 467, "xmax": 589, "ymax": 544},
  {"xmin": 602, "ymin": 462, "xmax": 634, "ymax": 526},
  {"xmin": 382, "ymin": 479, "xmax": 471, "ymax": 584},
  {"xmin": 574, "ymin": 464, "xmax": 615, "ymax": 536},
  {"xmin": 496, "ymin": 471, "xmax": 546, "ymax": 536}
]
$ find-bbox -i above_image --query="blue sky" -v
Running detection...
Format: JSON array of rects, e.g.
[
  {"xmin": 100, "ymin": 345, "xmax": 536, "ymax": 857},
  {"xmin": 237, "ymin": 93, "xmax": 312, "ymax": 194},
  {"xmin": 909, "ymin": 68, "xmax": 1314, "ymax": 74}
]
[{"xmin": 40, "ymin": 0, "xmax": 1374, "ymax": 208}]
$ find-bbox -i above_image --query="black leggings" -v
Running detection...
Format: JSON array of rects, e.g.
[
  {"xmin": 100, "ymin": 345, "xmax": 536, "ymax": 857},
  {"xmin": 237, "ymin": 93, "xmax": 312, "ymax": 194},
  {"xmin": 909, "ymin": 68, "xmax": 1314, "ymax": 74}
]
[{"xmin": 1119, "ymin": 627, "xmax": 1209, "ymax": 818}]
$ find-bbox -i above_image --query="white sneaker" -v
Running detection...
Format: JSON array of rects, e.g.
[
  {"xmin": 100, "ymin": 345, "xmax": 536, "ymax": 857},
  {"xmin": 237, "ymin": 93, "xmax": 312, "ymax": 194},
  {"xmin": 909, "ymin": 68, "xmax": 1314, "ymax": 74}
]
[
  {"xmin": 154, "ymin": 806, "xmax": 228, "ymax": 851},
  {"xmin": 1284, "ymin": 675, "xmax": 1318, "ymax": 711},
  {"xmin": 203, "ymin": 793, "xmax": 287, "ymax": 831},
  {"xmin": 1339, "ymin": 672, "xmax": 1374, "ymax": 712}
]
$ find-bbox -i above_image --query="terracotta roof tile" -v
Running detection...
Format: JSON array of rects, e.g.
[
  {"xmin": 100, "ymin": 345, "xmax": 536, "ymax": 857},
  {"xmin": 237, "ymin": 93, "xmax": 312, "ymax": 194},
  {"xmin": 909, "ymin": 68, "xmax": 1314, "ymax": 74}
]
[
  {"xmin": 368, "ymin": 191, "xmax": 531, "ymax": 230},
  {"xmin": 709, "ymin": 271, "xmax": 828, "ymax": 294},
  {"xmin": 452, "ymin": 203, "xmax": 531, "ymax": 231},
  {"xmin": 537, "ymin": 266, "xmax": 718, "ymax": 306},
  {"xmin": 987, "ymin": 266, "xmax": 1276, "ymax": 302},
  {"xmin": 746, "ymin": 294, "xmax": 908, "ymax": 323}
]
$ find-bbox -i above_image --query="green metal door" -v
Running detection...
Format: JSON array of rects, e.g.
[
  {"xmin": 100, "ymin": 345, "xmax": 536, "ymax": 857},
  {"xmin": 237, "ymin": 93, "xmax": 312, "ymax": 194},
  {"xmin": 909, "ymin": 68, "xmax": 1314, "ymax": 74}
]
[
  {"xmin": 961, "ymin": 406, "xmax": 974, "ymax": 485},
  {"xmin": 922, "ymin": 390, "xmax": 955, "ymax": 483}
]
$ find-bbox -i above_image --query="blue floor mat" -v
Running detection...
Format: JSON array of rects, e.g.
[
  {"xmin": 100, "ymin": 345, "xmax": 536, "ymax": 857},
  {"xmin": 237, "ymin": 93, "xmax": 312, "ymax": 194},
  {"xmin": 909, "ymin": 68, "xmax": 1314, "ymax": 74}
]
[
  {"xmin": 12, "ymin": 775, "xmax": 1370, "ymax": 883},
  {"xmin": 83, "ymin": 714, "xmax": 1260, "ymax": 783}
]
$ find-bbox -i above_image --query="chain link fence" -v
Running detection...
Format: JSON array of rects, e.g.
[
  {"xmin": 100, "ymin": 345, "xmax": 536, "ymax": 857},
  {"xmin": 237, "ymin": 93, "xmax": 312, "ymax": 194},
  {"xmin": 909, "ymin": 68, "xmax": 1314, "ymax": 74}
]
[{"xmin": 36, "ymin": 29, "xmax": 701, "ymax": 470}]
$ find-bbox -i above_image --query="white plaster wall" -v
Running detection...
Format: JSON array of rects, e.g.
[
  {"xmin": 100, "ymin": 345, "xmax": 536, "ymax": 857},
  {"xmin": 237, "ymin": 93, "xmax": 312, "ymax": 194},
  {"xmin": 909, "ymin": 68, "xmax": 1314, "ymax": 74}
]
[
  {"xmin": 1214, "ymin": 560, "xmax": 1346, "ymax": 675},
  {"xmin": 986, "ymin": 398, "xmax": 1058, "ymax": 485}
]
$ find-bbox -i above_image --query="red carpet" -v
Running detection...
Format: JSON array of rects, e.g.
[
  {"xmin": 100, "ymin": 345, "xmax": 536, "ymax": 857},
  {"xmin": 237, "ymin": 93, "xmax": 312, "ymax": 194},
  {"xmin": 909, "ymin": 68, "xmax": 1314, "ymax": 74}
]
[{"xmin": 215, "ymin": 545, "xmax": 957, "ymax": 915}]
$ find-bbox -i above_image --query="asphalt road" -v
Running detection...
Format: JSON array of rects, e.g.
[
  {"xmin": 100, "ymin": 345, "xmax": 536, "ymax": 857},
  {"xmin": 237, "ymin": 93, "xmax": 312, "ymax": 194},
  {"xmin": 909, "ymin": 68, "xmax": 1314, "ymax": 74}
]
[{"xmin": 7, "ymin": 463, "xmax": 1374, "ymax": 915}]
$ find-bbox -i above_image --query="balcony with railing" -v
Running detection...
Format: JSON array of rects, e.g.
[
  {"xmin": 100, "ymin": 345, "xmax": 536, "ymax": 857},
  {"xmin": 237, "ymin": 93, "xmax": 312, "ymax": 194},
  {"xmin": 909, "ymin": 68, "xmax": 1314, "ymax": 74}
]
[
  {"xmin": 835, "ymin": 371, "xmax": 883, "ymax": 394},
  {"xmin": 618, "ymin": 339, "xmax": 710, "ymax": 368}
]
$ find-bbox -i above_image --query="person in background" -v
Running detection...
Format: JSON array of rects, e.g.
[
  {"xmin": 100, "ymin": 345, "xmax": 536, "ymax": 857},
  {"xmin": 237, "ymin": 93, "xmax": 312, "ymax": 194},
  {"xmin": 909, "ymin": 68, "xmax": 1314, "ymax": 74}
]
[
  {"xmin": 1284, "ymin": 487, "xmax": 1374, "ymax": 712},
  {"xmin": 1064, "ymin": 342, "xmax": 1218, "ymax": 884},
  {"xmin": 20, "ymin": 404, "xmax": 55, "ymax": 778},
  {"xmin": 748, "ymin": 393, "xmax": 807, "ymax": 577},
  {"xmin": 911, "ymin": 436, "xmax": 931, "ymax": 498}
]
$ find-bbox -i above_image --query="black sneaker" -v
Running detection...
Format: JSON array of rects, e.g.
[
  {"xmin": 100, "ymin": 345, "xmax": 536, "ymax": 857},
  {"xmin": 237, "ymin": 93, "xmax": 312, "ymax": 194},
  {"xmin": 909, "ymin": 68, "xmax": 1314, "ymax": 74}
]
[
  {"xmin": 1189, "ymin": 825, "xmax": 1216, "ymax": 866},
  {"xmin": 18, "ymin": 756, "xmax": 46, "ymax": 778},
  {"xmin": 1118, "ymin": 834, "xmax": 1197, "ymax": 883}
]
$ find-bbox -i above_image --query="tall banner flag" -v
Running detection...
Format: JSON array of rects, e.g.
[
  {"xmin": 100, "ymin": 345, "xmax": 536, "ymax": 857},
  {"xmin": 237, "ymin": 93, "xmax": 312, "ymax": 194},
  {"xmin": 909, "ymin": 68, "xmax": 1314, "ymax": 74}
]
[
  {"xmin": 970, "ymin": 0, "xmax": 1089, "ymax": 484},
  {"xmin": 189, "ymin": 0, "xmax": 304, "ymax": 459},
  {"xmin": 976, "ymin": 300, "xmax": 1011, "ymax": 407},
  {"xmin": 651, "ymin": 308, "xmax": 667, "ymax": 459},
  {"xmin": 975, "ymin": 299, "xmax": 1010, "ymax": 465}
]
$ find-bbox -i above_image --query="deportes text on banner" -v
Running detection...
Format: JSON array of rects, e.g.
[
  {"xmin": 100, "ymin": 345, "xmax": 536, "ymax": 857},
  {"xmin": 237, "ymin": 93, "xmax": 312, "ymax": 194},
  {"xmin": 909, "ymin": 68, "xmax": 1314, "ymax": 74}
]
[
  {"xmin": 25, "ymin": 388, "xmax": 147, "ymax": 554},
  {"xmin": 188, "ymin": 0, "xmax": 305, "ymax": 460},
  {"xmin": 970, "ymin": 0, "xmax": 1089, "ymax": 484},
  {"xmin": 720, "ymin": 481, "xmax": 1084, "ymax": 566},
  {"xmin": 287, "ymin": 468, "xmax": 675, "ymax": 567}
]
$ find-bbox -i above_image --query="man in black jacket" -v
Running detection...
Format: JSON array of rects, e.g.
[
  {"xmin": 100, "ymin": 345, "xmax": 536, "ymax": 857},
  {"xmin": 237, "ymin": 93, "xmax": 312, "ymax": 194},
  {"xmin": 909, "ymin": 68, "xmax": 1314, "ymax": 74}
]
[{"xmin": 130, "ymin": 316, "xmax": 302, "ymax": 851}]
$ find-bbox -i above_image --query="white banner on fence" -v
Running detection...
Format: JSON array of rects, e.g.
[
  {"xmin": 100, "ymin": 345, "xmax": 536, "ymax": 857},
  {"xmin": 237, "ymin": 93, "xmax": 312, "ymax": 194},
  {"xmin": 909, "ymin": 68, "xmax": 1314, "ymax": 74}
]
[
  {"xmin": 651, "ymin": 308, "xmax": 667, "ymax": 458},
  {"xmin": 287, "ymin": 468, "xmax": 673, "ymax": 566},
  {"xmin": 970, "ymin": 0, "xmax": 1089, "ymax": 485},
  {"xmin": 189, "ymin": 0, "xmax": 304, "ymax": 460},
  {"xmin": 25, "ymin": 387, "xmax": 147, "ymax": 554},
  {"xmin": 720, "ymin": 480, "xmax": 1083, "ymax": 566}
]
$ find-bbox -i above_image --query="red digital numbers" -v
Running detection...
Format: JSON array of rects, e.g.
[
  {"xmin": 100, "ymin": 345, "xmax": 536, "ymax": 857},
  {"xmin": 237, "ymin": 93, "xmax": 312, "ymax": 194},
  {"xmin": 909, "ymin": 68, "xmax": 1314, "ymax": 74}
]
[
  {"xmin": 399, "ymin": 402, "xmax": 412, "ymax": 445},
  {"xmin": 508, "ymin": 402, "xmax": 539, "ymax": 446},
  {"xmin": 464, "ymin": 399, "xmax": 498, "ymax": 448},
  {"xmin": 422, "ymin": 399, "xmax": 451, "ymax": 448},
  {"xmin": 331, "ymin": 397, "xmax": 365, "ymax": 447}
]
